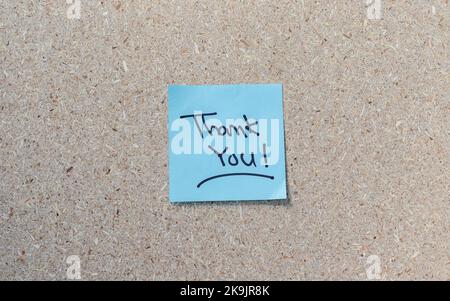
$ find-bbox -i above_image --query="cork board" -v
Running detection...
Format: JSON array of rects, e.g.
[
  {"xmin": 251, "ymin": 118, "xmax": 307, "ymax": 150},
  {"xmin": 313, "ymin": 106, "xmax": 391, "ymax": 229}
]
[{"xmin": 0, "ymin": 1, "xmax": 449, "ymax": 280}]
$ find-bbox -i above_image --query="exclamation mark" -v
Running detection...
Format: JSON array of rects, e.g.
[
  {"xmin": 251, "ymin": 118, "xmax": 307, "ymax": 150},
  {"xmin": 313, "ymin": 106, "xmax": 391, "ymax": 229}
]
[{"xmin": 262, "ymin": 144, "xmax": 268, "ymax": 168}]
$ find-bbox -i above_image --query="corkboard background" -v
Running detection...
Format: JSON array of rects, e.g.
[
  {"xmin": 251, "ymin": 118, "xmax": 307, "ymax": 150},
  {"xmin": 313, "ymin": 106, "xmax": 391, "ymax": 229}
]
[{"xmin": 1, "ymin": 1, "xmax": 449, "ymax": 280}]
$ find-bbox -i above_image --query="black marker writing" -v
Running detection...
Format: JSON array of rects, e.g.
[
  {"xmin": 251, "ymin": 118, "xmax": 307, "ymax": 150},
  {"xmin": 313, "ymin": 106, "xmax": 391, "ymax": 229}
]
[
  {"xmin": 208, "ymin": 145, "xmax": 227, "ymax": 167},
  {"xmin": 180, "ymin": 112, "xmax": 217, "ymax": 138},
  {"xmin": 180, "ymin": 112, "xmax": 259, "ymax": 138},
  {"xmin": 240, "ymin": 153, "xmax": 256, "ymax": 167},
  {"xmin": 209, "ymin": 145, "xmax": 256, "ymax": 168},
  {"xmin": 243, "ymin": 114, "xmax": 259, "ymax": 136},
  {"xmin": 262, "ymin": 143, "xmax": 268, "ymax": 168},
  {"xmin": 197, "ymin": 173, "xmax": 274, "ymax": 188},
  {"xmin": 179, "ymin": 111, "xmax": 273, "ymax": 188}
]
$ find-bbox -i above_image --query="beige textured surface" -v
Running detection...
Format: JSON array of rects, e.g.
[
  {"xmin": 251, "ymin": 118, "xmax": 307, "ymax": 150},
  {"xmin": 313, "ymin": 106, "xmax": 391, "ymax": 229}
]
[{"xmin": 0, "ymin": 1, "xmax": 449, "ymax": 280}]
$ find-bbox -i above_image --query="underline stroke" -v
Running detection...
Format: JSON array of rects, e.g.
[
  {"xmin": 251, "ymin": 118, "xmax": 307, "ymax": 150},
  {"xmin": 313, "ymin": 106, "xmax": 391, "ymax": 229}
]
[{"xmin": 197, "ymin": 173, "xmax": 274, "ymax": 188}]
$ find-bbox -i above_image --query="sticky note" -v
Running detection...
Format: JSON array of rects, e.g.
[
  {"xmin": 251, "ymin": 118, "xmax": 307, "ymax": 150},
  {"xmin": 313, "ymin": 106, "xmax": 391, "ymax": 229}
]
[{"xmin": 168, "ymin": 84, "xmax": 287, "ymax": 202}]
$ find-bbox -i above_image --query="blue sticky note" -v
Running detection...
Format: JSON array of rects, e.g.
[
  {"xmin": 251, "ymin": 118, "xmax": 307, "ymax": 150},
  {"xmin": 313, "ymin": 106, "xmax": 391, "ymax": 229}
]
[{"xmin": 168, "ymin": 84, "xmax": 286, "ymax": 202}]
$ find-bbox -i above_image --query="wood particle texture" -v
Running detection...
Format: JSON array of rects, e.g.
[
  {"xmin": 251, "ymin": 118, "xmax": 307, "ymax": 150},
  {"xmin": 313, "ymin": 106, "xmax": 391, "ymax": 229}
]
[{"xmin": 0, "ymin": 1, "xmax": 449, "ymax": 280}]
